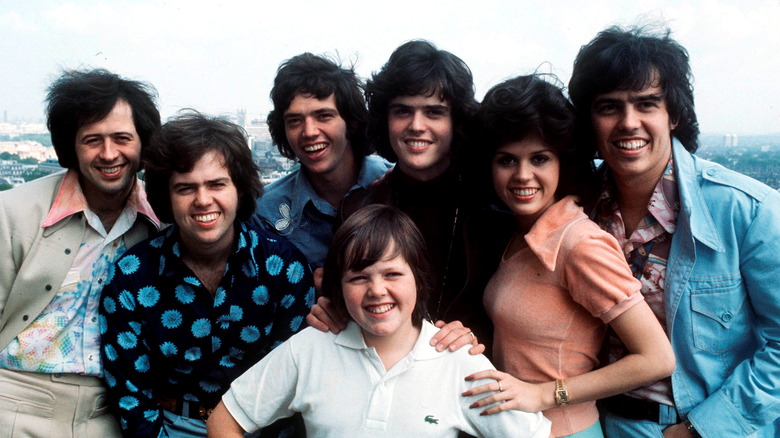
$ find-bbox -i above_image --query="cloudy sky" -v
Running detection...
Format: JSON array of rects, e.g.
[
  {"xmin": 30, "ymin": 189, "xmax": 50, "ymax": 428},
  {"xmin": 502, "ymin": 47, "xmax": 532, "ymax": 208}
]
[{"xmin": 1, "ymin": 0, "xmax": 778, "ymax": 135}]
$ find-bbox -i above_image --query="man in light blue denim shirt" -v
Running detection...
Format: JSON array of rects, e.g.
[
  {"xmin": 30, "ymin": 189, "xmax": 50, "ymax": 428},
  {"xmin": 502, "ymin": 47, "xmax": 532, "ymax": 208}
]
[
  {"xmin": 253, "ymin": 53, "xmax": 391, "ymax": 268},
  {"xmin": 569, "ymin": 25, "xmax": 780, "ymax": 437}
]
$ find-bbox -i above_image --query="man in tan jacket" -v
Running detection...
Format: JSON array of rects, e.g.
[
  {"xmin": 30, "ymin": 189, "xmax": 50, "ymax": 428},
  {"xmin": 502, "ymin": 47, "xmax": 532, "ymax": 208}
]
[{"xmin": 0, "ymin": 69, "xmax": 161, "ymax": 437}]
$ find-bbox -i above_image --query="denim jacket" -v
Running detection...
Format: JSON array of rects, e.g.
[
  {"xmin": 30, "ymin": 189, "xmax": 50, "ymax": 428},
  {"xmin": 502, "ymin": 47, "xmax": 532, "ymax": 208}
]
[{"xmin": 667, "ymin": 141, "xmax": 780, "ymax": 437}]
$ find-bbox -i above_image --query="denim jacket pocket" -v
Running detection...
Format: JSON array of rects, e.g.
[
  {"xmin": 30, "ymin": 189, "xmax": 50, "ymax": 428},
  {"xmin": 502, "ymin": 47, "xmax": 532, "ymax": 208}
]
[{"xmin": 690, "ymin": 277, "xmax": 747, "ymax": 353}]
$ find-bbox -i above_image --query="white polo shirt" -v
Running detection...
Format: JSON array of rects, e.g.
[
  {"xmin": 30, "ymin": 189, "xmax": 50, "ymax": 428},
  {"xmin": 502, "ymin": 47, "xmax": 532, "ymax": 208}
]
[{"xmin": 222, "ymin": 320, "xmax": 551, "ymax": 437}]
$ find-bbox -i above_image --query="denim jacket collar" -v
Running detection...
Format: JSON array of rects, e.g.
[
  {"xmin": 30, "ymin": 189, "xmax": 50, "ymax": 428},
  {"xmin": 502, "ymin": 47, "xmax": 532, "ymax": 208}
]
[{"xmin": 673, "ymin": 140, "xmax": 725, "ymax": 253}]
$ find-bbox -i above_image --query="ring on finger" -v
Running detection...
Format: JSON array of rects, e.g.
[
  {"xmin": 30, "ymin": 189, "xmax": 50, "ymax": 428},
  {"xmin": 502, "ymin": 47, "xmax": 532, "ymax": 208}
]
[
  {"xmin": 497, "ymin": 380, "xmax": 503, "ymax": 392},
  {"xmin": 468, "ymin": 331, "xmax": 476, "ymax": 344}
]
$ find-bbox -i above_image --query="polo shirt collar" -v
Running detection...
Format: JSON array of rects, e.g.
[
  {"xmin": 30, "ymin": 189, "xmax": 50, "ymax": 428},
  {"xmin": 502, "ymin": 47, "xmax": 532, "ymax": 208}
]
[{"xmin": 335, "ymin": 319, "xmax": 445, "ymax": 362}]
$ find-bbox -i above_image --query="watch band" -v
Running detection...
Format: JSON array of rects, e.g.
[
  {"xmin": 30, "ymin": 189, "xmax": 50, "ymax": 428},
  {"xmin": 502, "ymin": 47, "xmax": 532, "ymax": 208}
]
[
  {"xmin": 554, "ymin": 379, "xmax": 569, "ymax": 406},
  {"xmin": 683, "ymin": 418, "xmax": 701, "ymax": 438}
]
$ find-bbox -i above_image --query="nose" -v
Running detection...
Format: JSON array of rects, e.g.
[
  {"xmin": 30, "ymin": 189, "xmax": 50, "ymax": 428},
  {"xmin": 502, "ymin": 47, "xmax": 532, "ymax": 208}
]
[
  {"xmin": 409, "ymin": 111, "xmax": 425, "ymax": 132},
  {"xmin": 367, "ymin": 279, "xmax": 387, "ymax": 297},
  {"xmin": 99, "ymin": 138, "xmax": 120, "ymax": 162},
  {"xmin": 302, "ymin": 118, "xmax": 319, "ymax": 138},
  {"xmin": 619, "ymin": 107, "xmax": 641, "ymax": 131},
  {"xmin": 193, "ymin": 187, "xmax": 212, "ymax": 207},
  {"xmin": 514, "ymin": 160, "xmax": 532, "ymax": 182}
]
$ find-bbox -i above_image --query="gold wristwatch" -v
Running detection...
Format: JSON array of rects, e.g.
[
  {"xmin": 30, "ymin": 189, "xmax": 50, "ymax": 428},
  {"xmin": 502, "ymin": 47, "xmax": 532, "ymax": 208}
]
[{"xmin": 555, "ymin": 379, "xmax": 569, "ymax": 406}]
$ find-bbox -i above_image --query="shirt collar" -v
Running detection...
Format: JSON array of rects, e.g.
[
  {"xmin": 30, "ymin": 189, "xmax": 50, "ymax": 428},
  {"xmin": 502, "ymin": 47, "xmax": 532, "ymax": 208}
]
[
  {"xmin": 290, "ymin": 167, "xmax": 338, "ymax": 218},
  {"xmin": 596, "ymin": 155, "xmax": 679, "ymax": 236},
  {"xmin": 42, "ymin": 169, "xmax": 160, "ymax": 229},
  {"xmin": 335, "ymin": 320, "xmax": 445, "ymax": 361},
  {"xmin": 156, "ymin": 221, "xmax": 255, "ymax": 278},
  {"xmin": 646, "ymin": 156, "xmax": 679, "ymax": 235},
  {"xmin": 524, "ymin": 196, "xmax": 584, "ymax": 272}
]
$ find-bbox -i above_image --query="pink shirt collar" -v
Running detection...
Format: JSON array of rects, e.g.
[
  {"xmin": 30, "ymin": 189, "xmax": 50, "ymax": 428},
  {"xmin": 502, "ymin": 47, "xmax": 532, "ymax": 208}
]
[
  {"xmin": 523, "ymin": 195, "xmax": 586, "ymax": 272},
  {"xmin": 42, "ymin": 169, "xmax": 160, "ymax": 228}
]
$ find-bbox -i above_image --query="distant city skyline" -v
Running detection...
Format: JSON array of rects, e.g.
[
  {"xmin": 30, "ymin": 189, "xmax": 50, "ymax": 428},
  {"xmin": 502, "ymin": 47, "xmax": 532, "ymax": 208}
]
[{"xmin": 1, "ymin": 0, "xmax": 779, "ymax": 135}]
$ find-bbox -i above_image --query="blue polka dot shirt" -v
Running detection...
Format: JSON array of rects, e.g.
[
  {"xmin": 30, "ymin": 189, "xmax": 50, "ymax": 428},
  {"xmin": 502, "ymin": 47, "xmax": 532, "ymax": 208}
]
[{"xmin": 99, "ymin": 221, "xmax": 315, "ymax": 436}]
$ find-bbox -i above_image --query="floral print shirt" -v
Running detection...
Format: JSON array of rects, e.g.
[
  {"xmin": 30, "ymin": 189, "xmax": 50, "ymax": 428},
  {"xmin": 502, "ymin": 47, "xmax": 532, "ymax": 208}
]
[
  {"xmin": 592, "ymin": 156, "xmax": 679, "ymax": 405},
  {"xmin": 0, "ymin": 170, "xmax": 159, "ymax": 375}
]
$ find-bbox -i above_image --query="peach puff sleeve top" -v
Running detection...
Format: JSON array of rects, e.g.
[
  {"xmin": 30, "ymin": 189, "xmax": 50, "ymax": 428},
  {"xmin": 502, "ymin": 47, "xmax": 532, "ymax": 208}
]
[{"xmin": 484, "ymin": 196, "xmax": 643, "ymax": 437}]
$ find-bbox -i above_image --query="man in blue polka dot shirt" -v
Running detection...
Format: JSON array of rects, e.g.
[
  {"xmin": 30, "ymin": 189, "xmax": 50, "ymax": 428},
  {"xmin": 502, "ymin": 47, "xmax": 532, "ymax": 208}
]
[{"xmin": 99, "ymin": 111, "xmax": 315, "ymax": 437}]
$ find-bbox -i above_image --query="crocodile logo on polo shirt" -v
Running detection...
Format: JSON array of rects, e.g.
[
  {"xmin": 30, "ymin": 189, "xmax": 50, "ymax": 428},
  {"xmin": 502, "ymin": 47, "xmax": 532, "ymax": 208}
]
[{"xmin": 424, "ymin": 415, "xmax": 439, "ymax": 424}]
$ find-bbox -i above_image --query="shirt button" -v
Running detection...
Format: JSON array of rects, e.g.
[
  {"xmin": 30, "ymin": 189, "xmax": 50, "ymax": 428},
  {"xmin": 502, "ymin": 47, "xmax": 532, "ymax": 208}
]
[
  {"xmin": 98, "ymin": 278, "xmax": 103, "ymax": 284},
  {"xmin": 64, "ymin": 248, "xmax": 72, "ymax": 255},
  {"xmin": 22, "ymin": 315, "xmax": 29, "ymax": 321},
  {"xmin": 54, "ymin": 373, "xmax": 62, "ymax": 378},
  {"xmin": 45, "ymin": 285, "xmax": 52, "ymax": 291},
  {"xmin": 722, "ymin": 312, "xmax": 733, "ymax": 322},
  {"xmin": 707, "ymin": 169, "xmax": 717, "ymax": 176}
]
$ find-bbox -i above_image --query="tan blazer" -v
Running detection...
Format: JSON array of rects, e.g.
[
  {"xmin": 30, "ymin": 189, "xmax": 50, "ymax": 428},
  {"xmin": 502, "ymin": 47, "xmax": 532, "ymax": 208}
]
[{"xmin": 0, "ymin": 171, "xmax": 157, "ymax": 351}]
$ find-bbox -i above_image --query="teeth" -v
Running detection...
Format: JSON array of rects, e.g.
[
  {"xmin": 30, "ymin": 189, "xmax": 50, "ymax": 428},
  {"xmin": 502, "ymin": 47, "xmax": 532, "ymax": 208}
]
[
  {"xmin": 407, "ymin": 141, "xmax": 430, "ymax": 148},
  {"xmin": 304, "ymin": 143, "xmax": 327, "ymax": 153},
  {"xmin": 615, "ymin": 140, "xmax": 647, "ymax": 150},
  {"xmin": 101, "ymin": 166, "xmax": 122, "ymax": 174},
  {"xmin": 367, "ymin": 304, "xmax": 395, "ymax": 314},
  {"xmin": 511, "ymin": 188, "xmax": 538, "ymax": 196},
  {"xmin": 194, "ymin": 213, "xmax": 219, "ymax": 222}
]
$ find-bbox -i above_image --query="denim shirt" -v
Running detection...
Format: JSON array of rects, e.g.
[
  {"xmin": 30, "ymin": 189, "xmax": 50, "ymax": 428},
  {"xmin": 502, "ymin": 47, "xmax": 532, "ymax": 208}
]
[
  {"xmin": 253, "ymin": 155, "xmax": 392, "ymax": 267},
  {"xmin": 666, "ymin": 141, "xmax": 780, "ymax": 437}
]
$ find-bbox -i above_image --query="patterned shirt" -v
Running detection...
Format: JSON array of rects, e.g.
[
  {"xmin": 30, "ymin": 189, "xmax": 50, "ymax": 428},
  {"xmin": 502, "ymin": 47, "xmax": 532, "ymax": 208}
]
[
  {"xmin": 0, "ymin": 170, "xmax": 159, "ymax": 375},
  {"xmin": 100, "ymin": 221, "xmax": 314, "ymax": 436},
  {"xmin": 592, "ymin": 157, "xmax": 679, "ymax": 406}
]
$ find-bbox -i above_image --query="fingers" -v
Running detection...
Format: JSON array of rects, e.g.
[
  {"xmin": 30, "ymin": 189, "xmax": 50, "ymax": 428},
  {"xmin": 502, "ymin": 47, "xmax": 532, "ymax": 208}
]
[
  {"xmin": 468, "ymin": 343, "xmax": 486, "ymax": 356},
  {"xmin": 463, "ymin": 379, "xmax": 516, "ymax": 416},
  {"xmin": 465, "ymin": 375, "xmax": 545, "ymax": 415},
  {"xmin": 430, "ymin": 320, "xmax": 483, "ymax": 353},
  {"xmin": 306, "ymin": 296, "xmax": 347, "ymax": 333},
  {"xmin": 464, "ymin": 369, "xmax": 503, "ymax": 383},
  {"xmin": 461, "ymin": 380, "xmax": 502, "ymax": 398},
  {"xmin": 312, "ymin": 267, "xmax": 324, "ymax": 295}
]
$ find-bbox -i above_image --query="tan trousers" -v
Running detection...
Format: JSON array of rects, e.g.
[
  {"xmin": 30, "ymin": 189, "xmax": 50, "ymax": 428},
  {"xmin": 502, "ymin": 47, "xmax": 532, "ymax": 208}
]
[{"xmin": 0, "ymin": 368, "xmax": 121, "ymax": 438}]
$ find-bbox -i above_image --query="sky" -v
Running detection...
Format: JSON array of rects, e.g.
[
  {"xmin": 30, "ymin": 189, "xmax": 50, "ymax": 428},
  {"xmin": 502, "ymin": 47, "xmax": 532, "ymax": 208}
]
[{"xmin": 1, "ymin": 0, "xmax": 778, "ymax": 135}]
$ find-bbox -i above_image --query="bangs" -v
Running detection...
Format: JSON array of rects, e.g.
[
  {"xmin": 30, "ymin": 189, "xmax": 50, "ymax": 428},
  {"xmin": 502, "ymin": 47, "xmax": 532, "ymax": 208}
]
[{"xmin": 342, "ymin": 229, "xmax": 400, "ymax": 273}]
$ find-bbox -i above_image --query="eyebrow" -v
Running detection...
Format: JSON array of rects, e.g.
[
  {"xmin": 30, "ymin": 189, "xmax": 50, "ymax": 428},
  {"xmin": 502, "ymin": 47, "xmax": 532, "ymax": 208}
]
[
  {"xmin": 79, "ymin": 131, "xmax": 136, "ymax": 140},
  {"xmin": 594, "ymin": 93, "xmax": 665, "ymax": 105},
  {"xmin": 388, "ymin": 102, "xmax": 450, "ymax": 112},
  {"xmin": 283, "ymin": 107, "xmax": 338, "ymax": 119},
  {"xmin": 172, "ymin": 177, "xmax": 230, "ymax": 189}
]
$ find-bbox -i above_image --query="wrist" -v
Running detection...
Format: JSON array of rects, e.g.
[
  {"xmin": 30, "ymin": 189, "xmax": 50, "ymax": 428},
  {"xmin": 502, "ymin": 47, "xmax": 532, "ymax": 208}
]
[
  {"xmin": 539, "ymin": 381, "xmax": 557, "ymax": 410},
  {"xmin": 683, "ymin": 418, "xmax": 701, "ymax": 438}
]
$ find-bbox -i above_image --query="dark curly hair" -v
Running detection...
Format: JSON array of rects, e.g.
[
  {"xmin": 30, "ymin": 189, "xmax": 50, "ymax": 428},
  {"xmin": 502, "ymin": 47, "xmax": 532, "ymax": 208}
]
[
  {"xmin": 569, "ymin": 25, "xmax": 700, "ymax": 153},
  {"xmin": 479, "ymin": 74, "xmax": 598, "ymax": 208},
  {"xmin": 322, "ymin": 204, "xmax": 433, "ymax": 326},
  {"xmin": 366, "ymin": 40, "xmax": 478, "ymax": 164},
  {"xmin": 266, "ymin": 53, "xmax": 370, "ymax": 161},
  {"xmin": 46, "ymin": 68, "xmax": 160, "ymax": 169},
  {"xmin": 143, "ymin": 110, "xmax": 262, "ymax": 224}
]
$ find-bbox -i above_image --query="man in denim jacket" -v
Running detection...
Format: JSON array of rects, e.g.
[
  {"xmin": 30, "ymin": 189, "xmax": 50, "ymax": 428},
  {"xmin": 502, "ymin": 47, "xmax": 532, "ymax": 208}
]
[
  {"xmin": 569, "ymin": 25, "xmax": 780, "ymax": 437},
  {"xmin": 253, "ymin": 53, "xmax": 391, "ymax": 269}
]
